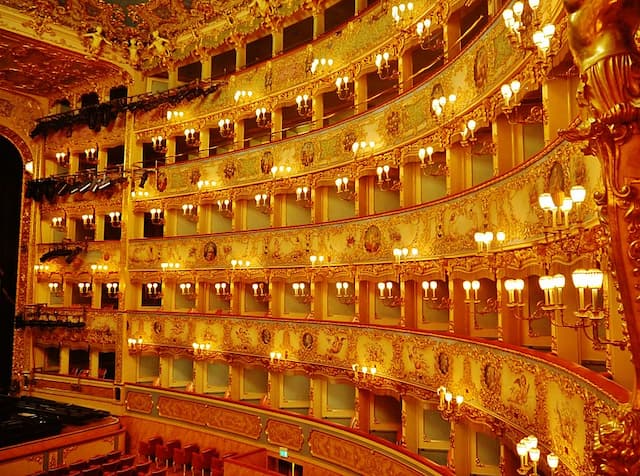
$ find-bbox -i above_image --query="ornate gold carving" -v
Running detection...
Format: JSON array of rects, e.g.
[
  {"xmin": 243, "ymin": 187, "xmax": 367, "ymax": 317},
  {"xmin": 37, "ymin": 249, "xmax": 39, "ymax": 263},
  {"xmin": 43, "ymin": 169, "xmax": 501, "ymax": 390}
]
[
  {"xmin": 125, "ymin": 390, "xmax": 154, "ymax": 414},
  {"xmin": 265, "ymin": 419, "xmax": 304, "ymax": 451}
]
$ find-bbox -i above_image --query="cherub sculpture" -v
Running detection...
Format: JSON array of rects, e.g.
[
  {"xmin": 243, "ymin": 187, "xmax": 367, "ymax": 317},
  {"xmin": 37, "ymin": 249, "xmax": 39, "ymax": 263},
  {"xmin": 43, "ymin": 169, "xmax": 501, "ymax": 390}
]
[{"xmin": 83, "ymin": 26, "xmax": 111, "ymax": 56}]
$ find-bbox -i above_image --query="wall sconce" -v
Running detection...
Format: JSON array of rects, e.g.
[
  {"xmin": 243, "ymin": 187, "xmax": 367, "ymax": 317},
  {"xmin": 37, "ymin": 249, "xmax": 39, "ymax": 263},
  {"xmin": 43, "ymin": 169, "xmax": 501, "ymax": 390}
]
[
  {"xmin": 295, "ymin": 186, "xmax": 313, "ymax": 208},
  {"xmin": 377, "ymin": 281, "xmax": 403, "ymax": 307},
  {"xmin": 192, "ymin": 342, "xmax": 213, "ymax": 358},
  {"xmin": 34, "ymin": 264, "xmax": 50, "ymax": 273},
  {"xmin": 572, "ymin": 269, "xmax": 605, "ymax": 319},
  {"xmin": 252, "ymin": 282, "xmax": 271, "ymax": 302},
  {"xmin": 421, "ymin": 280, "xmax": 452, "ymax": 310},
  {"xmin": 184, "ymin": 128, "xmax": 200, "ymax": 147},
  {"xmin": 335, "ymin": 76, "xmax": 352, "ymax": 101},
  {"xmin": 145, "ymin": 282, "xmax": 162, "ymax": 300},
  {"xmin": 81, "ymin": 211, "xmax": 95, "ymax": 230},
  {"xmin": 127, "ymin": 337, "xmax": 144, "ymax": 352},
  {"xmin": 352, "ymin": 363, "xmax": 377, "ymax": 381},
  {"xmin": 48, "ymin": 280, "xmax": 63, "ymax": 297},
  {"xmin": 151, "ymin": 136, "xmax": 167, "ymax": 154},
  {"xmin": 516, "ymin": 435, "xmax": 542, "ymax": 475},
  {"xmin": 161, "ymin": 262, "xmax": 180, "ymax": 272},
  {"xmin": 105, "ymin": 282, "xmax": 119, "ymax": 298},
  {"xmin": 460, "ymin": 119, "xmax": 477, "ymax": 147},
  {"xmin": 500, "ymin": 80, "xmax": 522, "ymax": 118},
  {"xmin": 231, "ymin": 259, "xmax": 251, "ymax": 270},
  {"xmin": 538, "ymin": 185, "xmax": 586, "ymax": 231},
  {"xmin": 437, "ymin": 386, "xmax": 464, "ymax": 420},
  {"xmin": 271, "ymin": 165, "xmax": 292, "ymax": 179},
  {"xmin": 197, "ymin": 179, "xmax": 216, "ymax": 190},
  {"xmin": 255, "ymin": 108, "xmax": 271, "ymax": 129},
  {"xmin": 179, "ymin": 282, "xmax": 196, "ymax": 301},
  {"xmin": 181, "ymin": 203, "xmax": 198, "ymax": 222},
  {"xmin": 269, "ymin": 351, "xmax": 294, "ymax": 371},
  {"xmin": 90, "ymin": 264, "xmax": 108, "ymax": 274},
  {"xmin": 474, "ymin": 230, "xmax": 506, "ymax": 253},
  {"xmin": 502, "ymin": 0, "xmax": 541, "ymax": 48},
  {"xmin": 309, "ymin": 255, "xmax": 325, "ymax": 267},
  {"xmin": 376, "ymin": 165, "xmax": 401, "ymax": 191},
  {"xmin": 336, "ymin": 282, "xmax": 357, "ymax": 304},
  {"xmin": 255, "ymin": 193, "xmax": 272, "ymax": 214},
  {"xmin": 216, "ymin": 199, "xmax": 233, "ymax": 218},
  {"xmin": 335, "ymin": 177, "xmax": 356, "ymax": 200},
  {"xmin": 391, "ymin": 2, "xmax": 414, "ymax": 29},
  {"xmin": 352, "ymin": 140, "xmax": 376, "ymax": 158},
  {"xmin": 431, "ymin": 94, "xmax": 456, "ymax": 122},
  {"xmin": 167, "ymin": 110, "xmax": 184, "ymax": 121},
  {"xmin": 532, "ymin": 24, "xmax": 556, "ymax": 73},
  {"xmin": 51, "ymin": 214, "xmax": 67, "ymax": 231},
  {"xmin": 375, "ymin": 52, "xmax": 397, "ymax": 80},
  {"xmin": 214, "ymin": 282, "xmax": 232, "ymax": 301},
  {"xmin": 310, "ymin": 57, "xmax": 334, "ymax": 74},
  {"xmin": 393, "ymin": 247, "xmax": 418, "ymax": 263},
  {"xmin": 296, "ymin": 94, "xmax": 312, "ymax": 117},
  {"xmin": 84, "ymin": 145, "xmax": 99, "ymax": 164},
  {"xmin": 149, "ymin": 208, "xmax": 164, "ymax": 225},
  {"xmin": 504, "ymin": 278, "xmax": 525, "ymax": 307},
  {"xmin": 234, "ymin": 90, "xmax": 253, "ymax": 103},
  {"xmin": 418, "ymin": 146, "xmax": 448, "ymax": 175},
  {"xmin": 416, "ymin": 18, "xmax": 443, "ymax": 51},
  {"xmin": 292, "ymin": 282, "xmax": 313, "ymax": 303},
  {"xmin": 56, "ymin": 149, "xmax": 70, "ymax": 167},
  {"xmin": 463, "ymin": 280, "xmax": 498, "ymax": 318},
  {"xmin": 77, "ymin": 280, "xmax": 92, "ymax": 297},
  {"xmin": 108, "ymin": 211, "xmax": 122, "ymax": 228},
  {"xmin": 218, "ymin": 118, "xmax": 234, "ymax": 138}
]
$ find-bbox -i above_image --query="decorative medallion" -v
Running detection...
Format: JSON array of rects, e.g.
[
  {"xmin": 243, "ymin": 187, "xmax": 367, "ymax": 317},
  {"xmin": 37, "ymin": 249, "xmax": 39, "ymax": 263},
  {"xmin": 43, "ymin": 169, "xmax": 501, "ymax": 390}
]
[
  {"xmin": 301, "ymin": 141, "xmax": 314, "ymax": 167},
  {"xmin": 437, "ymin": 351, "xmax": 450, "ymax": 375},
  {"xmin": 261, "ymin": 329, "xmax": 272, "ymax": 345},
  {"xmin": 261, "ymin": 151, "xmax": 274, "ymax": 175},
  {"xmin": 363, "ymin": 225, "xmax": 382, "ymax": 253},
  {"xmin": 473, "ymin": 45, "xmax": 488, "ymax": 90},
  {"xmin": 203, "ymin": 242, "xmax": 217, "ymax": 262},
  {"xmin": 483, "ymin": 363, "xmax": 500, "ymax": 390},
  {"xmin": 302, "ymin": 332, "xmax": 314, "ymax": 350}
]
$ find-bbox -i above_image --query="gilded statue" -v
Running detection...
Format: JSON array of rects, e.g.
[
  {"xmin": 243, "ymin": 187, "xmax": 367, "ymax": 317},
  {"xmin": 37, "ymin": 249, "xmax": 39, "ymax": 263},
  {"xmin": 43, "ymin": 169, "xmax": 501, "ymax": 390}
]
[
  {"xmin": 563, "ymin": 0, "xmax": 640, "ymax": 127},
  {"xmin": 593, "ymin": 409, "xmax": 640, "ymax": 475},
  {"xmin": 83, "ymin": 26, "xmax": 111, "ymax": 56}
]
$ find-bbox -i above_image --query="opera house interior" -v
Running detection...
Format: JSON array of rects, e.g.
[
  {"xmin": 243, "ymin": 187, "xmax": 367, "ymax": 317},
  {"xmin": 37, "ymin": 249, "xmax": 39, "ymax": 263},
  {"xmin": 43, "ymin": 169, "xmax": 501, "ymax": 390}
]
[{"xmin": 0, "ymin": 0, "xmax": 639, "ymax": 474}]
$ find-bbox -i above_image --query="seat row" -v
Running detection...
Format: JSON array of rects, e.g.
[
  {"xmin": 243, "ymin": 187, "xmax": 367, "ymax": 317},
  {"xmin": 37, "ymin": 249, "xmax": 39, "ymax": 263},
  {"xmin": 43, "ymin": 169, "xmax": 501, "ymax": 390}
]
[
  {"xmin": 30, "ymin": 450, "xmax": 149, "ymax": 476},
  {"xmin": 138, "ymin": 436, "xmax": 223, "ymax": 476}
]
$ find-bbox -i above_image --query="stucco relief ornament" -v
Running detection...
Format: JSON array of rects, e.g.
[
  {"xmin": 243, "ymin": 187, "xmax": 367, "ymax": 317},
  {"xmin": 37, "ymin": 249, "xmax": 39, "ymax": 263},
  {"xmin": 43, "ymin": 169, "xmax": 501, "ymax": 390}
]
[
  {"xmin": 83, "ymin": 26, "xmax": 111, "ymax": 57},
  {"xmin": 561, "ymin": 1, "xmax": 640, "ymax": 474}
]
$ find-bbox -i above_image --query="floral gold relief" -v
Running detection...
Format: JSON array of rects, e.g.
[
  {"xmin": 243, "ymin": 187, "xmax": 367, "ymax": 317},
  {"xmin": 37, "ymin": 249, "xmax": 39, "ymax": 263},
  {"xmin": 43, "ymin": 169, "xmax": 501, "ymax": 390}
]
[
  {"xmin": 265, "ymin": 419, "xmax": 304, "ymax": 451},
  {"xmin": 125, "ymin": 391, "xmax": 154, "ymax": 414}
]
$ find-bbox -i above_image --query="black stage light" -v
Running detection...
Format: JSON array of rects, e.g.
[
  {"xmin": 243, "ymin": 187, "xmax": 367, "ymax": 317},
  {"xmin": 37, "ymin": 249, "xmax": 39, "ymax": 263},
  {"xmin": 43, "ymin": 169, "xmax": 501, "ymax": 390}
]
[
  {"xmin": 139, "ymin": 171, "xmax": 149, "ymax": 187},
  {"xmin": 56, "ymin": 180, "xmax": 70, "ymax": 196},
  {"xmin": 78, "ymin": 180, "xmax": 93, "ymax": 193}
]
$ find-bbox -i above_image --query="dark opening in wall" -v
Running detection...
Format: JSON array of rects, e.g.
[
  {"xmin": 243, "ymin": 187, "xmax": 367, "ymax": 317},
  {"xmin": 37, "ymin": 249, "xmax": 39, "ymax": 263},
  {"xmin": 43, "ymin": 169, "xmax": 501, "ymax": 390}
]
[
  {"xmin": 80, "ymin": 92, "xmax": 99, "ymax": 108},
  {"xmin": 109, "ymin": 86, "xmax": 128, "ymax": 102},
  {"xmin": 211, "ymin": 50, "xmax": 236, "ymax": 79},
  {"xmin": 366, "ymin": 71, "xmax": 398, "ymax": 109},
  {"xmin": 107, "ymin": 145, "xmax": 124, "ymax": 169},
  {"xmin": 142, "ymin": 142, "xmax": 165, "ymax": 168},
  {"xmin": 143, "ymin": 212, "xmax": 164, "ymax": 238},
  {"xmin": 246, "ymin": 35, "xmax": 273, "ymax": 67},
  {"xmin": 460, "ymin": 0, "xmax": 488, "ymax": 49},
  {"xmin": 283, "ymin": 17, "xmax": 314, "ymax": 52},
  {"xmin": 282, "ymin": 102, "xmax": 312, "ymax": 138},
  {"xmin": 323, "ymin": 90, "xmax": 354, "ymax": 126},
  {"xmin": 243, "ymin": 116, "xmax": 271, "ymax": 148},
  {"xmin": 208, "ymin": 128, "xmax": 234, "ymax": 155},
  {"xmin": 69, "ymin": 349, "xmax": 90, "ymax": 375},
  {"xmin": 103, "ymin": 215, "xmax": 121, "ymax": 241},
  {"xmin": 178, "ymin": 61, "xmax": 202, "ymax": 83},
  {"xmin": 325, "ymin": 0, "xmax": 355, "ymax": 33},
  {"xmin": 411, "ymin": 39, "xmax": 444, "ymax": 86}
]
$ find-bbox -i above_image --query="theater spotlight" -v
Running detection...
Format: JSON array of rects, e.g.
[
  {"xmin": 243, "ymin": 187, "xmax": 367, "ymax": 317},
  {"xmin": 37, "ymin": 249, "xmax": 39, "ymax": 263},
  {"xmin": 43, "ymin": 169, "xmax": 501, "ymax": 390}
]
[
  {"xmin": 78, "ymin": 179, "xmax": 94, "ymax": 193},
  {"xmin": 56, "ymin": 180, "xmax": 70, "ymax": 196},
  {"xmin": 139, "ymin": 171, "xmax": 150, "ymax": 188}
]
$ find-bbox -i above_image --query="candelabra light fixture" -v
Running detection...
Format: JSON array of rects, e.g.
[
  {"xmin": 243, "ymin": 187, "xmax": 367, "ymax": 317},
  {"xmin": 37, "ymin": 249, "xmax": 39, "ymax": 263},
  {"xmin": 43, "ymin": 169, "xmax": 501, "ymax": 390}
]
[
  {"xmin": 418, "ymin": 146, "xmax": 447, "ymax": 175},
  {"xmin": 376, "ymin": 165, "xmax": 401, "ymax": 191},
  {"xmin": 459, "ymin": 119, "xmax": 477, "ymax": 147},
  {"xmin": 437, "ymin": 386, "xmax": 464, "ymax": 420},
  {"xmin": 295, "ymin": 186, "xmax": 313, "ymax": 207},
  {"xmin": 500, "ymin": 80, "xmax": 522, "ymax": 117},
  {"xmin": 145, "ymin": 282, "xmax": 162, "ymax": 300},
  {"xmin": 127, "ymin": 337, "xmax": 144, "ymax": 352},
  {"xmin": 336, "ymin": 281, "xmax": 357, "ymax": 304},
  {"xmin": 197, "ymin": 179, "xmax": 217, "ymax": 190},
  {"xmin": 179, "ymin": 282, "xmax": 196, "ymax": 299},
  {"xmin": 51, "ymin": 214, "xmax": 67, "ymax": 231},
  {"xmin": 234, "ymin": 90, "xmax": 253, "ymax": 103},
  {"xmin": 269, "ymin": 351, "xmax": 294, "ymax": 371},
  {"xmin": 181, "ymin": 203, "xmax": 198, "ymax": 222},
  {"xmin": 56, "ymin": 149, "xmax": 70, "ymax": 167},
  {"xmin": 375, "ymin": 52, "xmax": 397, "ymax": 80},
  {"xmin": 515, "ymin": 435, "xmax": 560, "ymax": 476},
  {"xmin": 81, "ymin": 211, "xmax": 95, "ymax": 230},
  {"xmin": 48, "ymin": 280, "xmax": 63, "ymax": 297},
  {"xmin": 90, "ymin": 264, "xmax": 108, "ymax": 274},
  {"xmin": 254, "ymin": 193, "xmax": 272, "ymax": 214},
  {"xmin": 108, "ymin": 211, "xmax": 122, "ymax": 228},
  {"xmin": 105, "ymin": 282, "xmax": 119, "ymax": 298},
  {"xmin": 309, "ymin": 255, "xmax": 325, "ymax": 267},
  {"xmin": 160, "ymin": 262, "xmax": 180, "ymax": 272},
  {"xmin": 335, "ymin": 76, "xmax": 353, "ymax": 101},
  {"xmin": 393, "ymin": 247, "xmax": 418, "ymax": 263},
  {"xmin": 538, "ymin": 185, "xmax": 586, "ymax": 232},
  {"xmin": 230, "ymin": 259, "xmax": 251, "ymax": 270},
  {"xmin": 84, "ymin": 145, "xmax": 98, "ymax": 164},
  {"xmin": 151, "ymin": 136, "xmax": 167, "ymax": 154},
  {"xmin": 77, "ymin": 280, "xmax": 92, "ymax": 297},
  {"xmin": 335, "ymin": 176, "xmax": 356, "ymax": 200},
  {"xmin": 271, "ymin": 165, "xmax": 292, "ymax": 179},
  {"xmin": 252, "ymin": 281, "xmax": 271, "ymax": 302},
  {"xmin": 352, "ymin": 140, "xmax": 376, "ymax": 158},
  {"xmin": 463, "ymin": 280, "xmax": 498, "ymax": 317},
  {"xmin": 292, "ymin": 282, "xmax": 313, "ymax": 303},
  {"xmin": 255, "ymin": 107, "xmax": 272, "ymax": 128},
  {"xmin": 184, "ymin": 128, "xmax": 200, "ymax": 147},
  {"xmin": 166, "ymin": 110, "xmax": 184, "ymax": 121},
  {"xmin": 296, "ymin": 94, "xmax": 312, "ymax": 117},
  {"xmin": 214, "ymin": 282, "xmax": 232, "ymax": 301},
  {"xmin": 352, "ymin": 363, "xmax": 377, "ymax": 387},
  {"xmin": 217, "ymin": 199, "xmax": 233, "ymax": 218},
  {"xmin": 421, "ymin": 280, "xmax": 452, "ymax": 310},
  {"xmin": 310, "ymin": 57, "xmax": 334, "ymax": 74},
  {"xmin": 416, "ymin": 18, "xmax": 443, "ymax": 51},
  {"xmin": 34, "ymin": 264, "xmax": 50, "ymax": 273},
  {"xmin": 431, "ymin": 94, "xmax": 456, "ymax": 122},
  {"xmin": 391, "ymin": 2, "xmax": 414, "ymax": 30},
  {"xmin": 149, "ymin": 208, "xmax": 164, "ymax": 225},
  {"xmin": 218, "ymin": 118, "xmax": 234, "ymax": 138},
  {"xmin": 192, "ymin": 342, "xmax": 213, "ymax": 358},
  {"xmin": 377, "ymin": 281, "xmax": 403, "ymax": 307},
  {"xmin": 474, "ymin": 230, "xmax": 506, "ymax": 253}
]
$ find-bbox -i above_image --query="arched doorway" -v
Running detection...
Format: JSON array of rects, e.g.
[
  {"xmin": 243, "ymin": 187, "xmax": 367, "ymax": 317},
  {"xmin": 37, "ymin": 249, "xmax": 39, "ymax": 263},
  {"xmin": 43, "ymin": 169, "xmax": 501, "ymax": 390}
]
[{"xmin": 0, "ymin": 134, "xmax": 24, "ymax": 393}]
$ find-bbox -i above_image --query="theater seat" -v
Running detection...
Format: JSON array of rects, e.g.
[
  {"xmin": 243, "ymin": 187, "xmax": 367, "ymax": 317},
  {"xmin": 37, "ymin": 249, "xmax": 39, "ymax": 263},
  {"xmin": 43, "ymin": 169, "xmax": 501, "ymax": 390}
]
[{"xmin": 135, "ymin": 460, "xmax": 152, "ymax": 475}]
